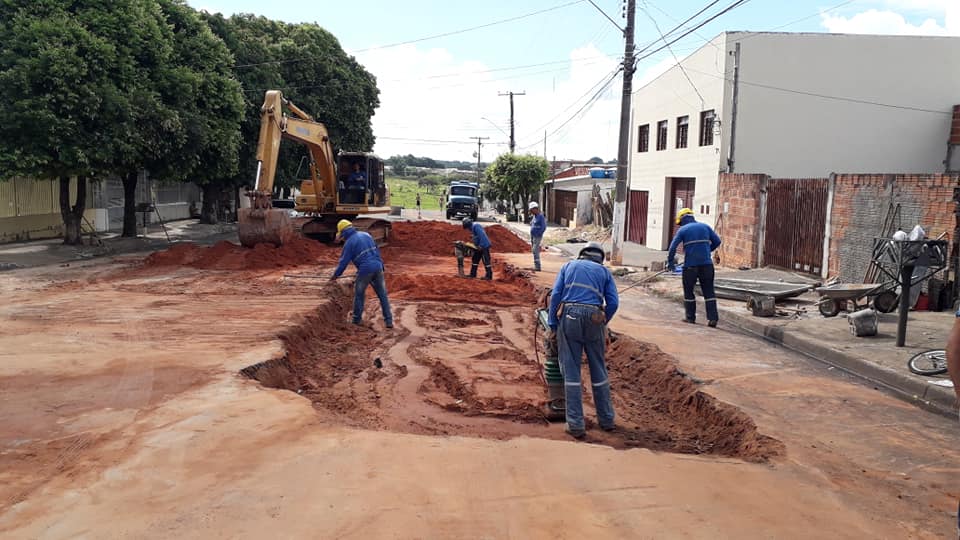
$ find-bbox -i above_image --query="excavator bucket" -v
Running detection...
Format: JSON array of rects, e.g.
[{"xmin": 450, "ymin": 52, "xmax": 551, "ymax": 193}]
[{"xmin": 238, "ymin": 208, "xmax": 294, "ymax": 247}]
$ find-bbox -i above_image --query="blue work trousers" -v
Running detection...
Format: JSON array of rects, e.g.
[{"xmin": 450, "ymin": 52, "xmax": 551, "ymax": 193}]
[
  {"xmin": 353, "ymin": 270, "xmax": 393, "ymax": 325},
  {"xmin": 682, "ymin": 265, "xmax": 718, "ymax": 322},
  {"xmin": 557, "ymin": 304, "xmax": 615, "ymax": 432}
]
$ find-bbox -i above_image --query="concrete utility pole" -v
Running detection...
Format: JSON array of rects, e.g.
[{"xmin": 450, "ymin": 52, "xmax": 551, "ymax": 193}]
[
  {"xmin": 498, "ymin": 91, "xmax": 526, "ymax": 153},
  {"xmin": 610, "ymin": 0, "xmax": 636, "ymax": 266},
  {"xmin": 470, "ymin": 136, "xmax": 489, "ymax": 182}
]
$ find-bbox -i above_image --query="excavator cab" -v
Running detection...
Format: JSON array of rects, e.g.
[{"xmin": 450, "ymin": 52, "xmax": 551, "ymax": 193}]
[{"xmin": 336, "ymin": 153, "xmax": 387, "ymax": 208}]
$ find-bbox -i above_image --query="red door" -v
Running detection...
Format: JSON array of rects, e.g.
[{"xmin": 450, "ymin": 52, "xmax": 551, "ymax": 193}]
[
  {"xmin": 627, "ymin": 190, "xmax": 648, "ymax": 244},
  {"xmin": 668, "ymin": 178, "xmax": 695, "ymax": 239}
]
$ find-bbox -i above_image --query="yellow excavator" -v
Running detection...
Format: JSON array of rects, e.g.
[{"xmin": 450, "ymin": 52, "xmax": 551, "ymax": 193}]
[{"xmin": 238, "ymin": 90, "xmax": 391, "ymax": 247}]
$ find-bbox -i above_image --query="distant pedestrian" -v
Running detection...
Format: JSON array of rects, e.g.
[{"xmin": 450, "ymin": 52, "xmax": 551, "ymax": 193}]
[
  {"xmin": 667, "ymin": 208, "xmax": 721, "ymax": 327},
  {"xmin": 331, "ymin": 220, "xmax": 393, "ymax": 329},
  {"xmin": 461, "ymin": 218, "xmax": 492, "ymax": 280},
  {"xmin": 528, "ymin": 201, "xmax": 546, "ymax": 271},
  {"xmin": 548, "ymin": 241, "xmax": 619, "ymax": 439},
  {"xmin": 415, "ymin": 193, "xmax": 422, "ymax": 218}
]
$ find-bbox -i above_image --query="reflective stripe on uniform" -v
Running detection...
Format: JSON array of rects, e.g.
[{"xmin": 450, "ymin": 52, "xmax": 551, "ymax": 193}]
[
  {"xmin": 592, "ymin": 379, "xmax": 609, "ymax": 387},
  {"xmin": 352, "ymin": 245, "xmax": 378, "ymax": 262},
  {"xmin": 564, "ymin": 382, "xmax": 581, "ymax": 387},
  {"xmin": 684, "ymin": 239, "xmax": 710, "ymax": 246},
  {"xmin": 705, "ymin": 297, "xmax": 717, "ymax": 302},
  {"xmin": 684, "ymin": 299, "xmax": 696, "ymax": 303}
]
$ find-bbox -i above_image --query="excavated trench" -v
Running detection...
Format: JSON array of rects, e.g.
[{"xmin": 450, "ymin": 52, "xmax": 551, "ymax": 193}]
[{"xmin": 242, "ymin": 266, "xmax": 784, "ymax": 463}]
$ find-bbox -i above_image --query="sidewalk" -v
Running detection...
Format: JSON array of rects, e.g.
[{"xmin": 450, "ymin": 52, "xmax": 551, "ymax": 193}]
[
  {"xmin": 508, "ymin": 229, "xmax": 958, "ymax": 417},
  {"xmin": 640, "ymin": 268, "xmax": 957, "ymax": 416},
  {"xmin": 0, "ymin": 219, "xmax": 237, "ymax": 270},
  {"xmin": 500, "ymin": 220, "xmax": 667, "ymax": 269}
]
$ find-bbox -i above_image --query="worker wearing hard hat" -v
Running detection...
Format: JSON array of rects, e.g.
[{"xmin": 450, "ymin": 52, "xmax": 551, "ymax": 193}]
[
  {"xmin": 462, "ymin": 218, "xmax": 493, "ymax": 280},
  {"xmin": 667, "ymin": 208, "xmax": 722, "ymax": 327},
  {"xmin": 548, "ymin": 241, "xmax": 619, "ymax": 439},
  {"xmin": 331, "ymin": 220, "xmax": 393, "ymax": 329},
  {"xmin": 528, "ymin": 201, "xmax": 546, "ymax": 271}
]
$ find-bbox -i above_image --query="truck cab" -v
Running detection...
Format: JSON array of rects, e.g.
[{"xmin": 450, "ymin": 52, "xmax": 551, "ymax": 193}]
[{"xmin": 446, "ymin": 180, "xmax": 480, "ymax": 220}]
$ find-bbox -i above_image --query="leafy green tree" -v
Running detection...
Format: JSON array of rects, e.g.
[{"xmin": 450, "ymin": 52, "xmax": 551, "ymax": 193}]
[
  {"xmin": 0, "ymin": 0, "xmax": 174, "ymax": 244},
  {"xmin": 152, "ymin": 0, "xmax": 243, "ymax": 225},
  {"xmin": 204, "ymin": 14, "xmax": 379, "ymax": 199},
  {"xmin": 483, "ymin": 154, "xmax": 549, "ymax": 214}
]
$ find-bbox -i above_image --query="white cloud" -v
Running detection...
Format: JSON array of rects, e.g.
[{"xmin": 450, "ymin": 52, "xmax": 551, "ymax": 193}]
[
  {"xmin": 821, "ymin": 5, "xmax": 959, "ymax": 36},
  {"xmin": 358, "ymin": 43, "xmax": 622, "ymax": 162}
]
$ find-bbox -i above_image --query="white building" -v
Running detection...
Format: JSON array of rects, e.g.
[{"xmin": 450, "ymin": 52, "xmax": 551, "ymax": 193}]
[{"xmin": 628, "ymin": 31, "xmax": 960, "ymax": 250}]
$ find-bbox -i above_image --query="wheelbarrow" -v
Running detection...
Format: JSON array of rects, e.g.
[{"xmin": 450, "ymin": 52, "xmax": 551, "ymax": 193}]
[{"xmin": 815, "ymin": 282, "xmax": 899, "ymax": 317}]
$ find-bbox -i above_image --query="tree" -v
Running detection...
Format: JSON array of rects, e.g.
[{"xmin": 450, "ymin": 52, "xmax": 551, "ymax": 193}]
[
  {"xmin": 0, "ymin": 0, "xmax": 174, "ymax": 244},
  {"xmin": 483, "ymin": 154, "xmax": 549, "ymax": 214},
  {"xmin": 204, "ymin": 14, "xmax": 380, "ymax": 201},
  {"xmin": 153, "ymin": 0, "xmax": 243, "ymax": 225},
  {"xmin": 588, "ymin": 156, "xmax": 604, "ymax": 164}
]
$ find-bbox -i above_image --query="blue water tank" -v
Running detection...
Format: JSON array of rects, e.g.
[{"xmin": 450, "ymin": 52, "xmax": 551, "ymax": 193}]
[{"xmin": 589, "ymin": 167, "xmax": 605, "ymax": 178}]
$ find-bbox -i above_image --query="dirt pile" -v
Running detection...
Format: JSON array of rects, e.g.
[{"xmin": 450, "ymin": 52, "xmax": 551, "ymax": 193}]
[
  {"xmin": 386, "ymin": 264, "xmax": 534, "ymax": 306},
  {"xmin": 142, "ymin": 238, "xmax": 337, "ymax": 271},
  {"xmin": 389, "ymin": 221, "xmax": 529, "ymax": 255},
  {"xmin": 604, "ymin": 335, "xmax": 785, "ymax": 462}
]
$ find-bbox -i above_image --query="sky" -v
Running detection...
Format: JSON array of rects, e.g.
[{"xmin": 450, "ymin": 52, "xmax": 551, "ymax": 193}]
[{"xmin": 188, "ymin": 0, "xmax": 959, "ymax": 163}]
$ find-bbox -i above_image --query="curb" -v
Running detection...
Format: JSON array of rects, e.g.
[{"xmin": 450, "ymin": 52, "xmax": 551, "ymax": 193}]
[{"xmin": 644, "ymin": 285, "xmax": 957, "ymax": 418}]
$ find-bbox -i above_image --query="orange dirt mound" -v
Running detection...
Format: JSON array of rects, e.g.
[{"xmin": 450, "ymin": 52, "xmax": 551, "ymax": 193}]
[
  {"xmin": 142, "ymin": 237, "xmax": 336, "ymax": 271},
  {"xmin": 386, "ymin": 264, "xmax": 535, "ymax": 306},
  {"xmin": 388, "ymin": 221, "xmax": 529, "ymax": 255}
]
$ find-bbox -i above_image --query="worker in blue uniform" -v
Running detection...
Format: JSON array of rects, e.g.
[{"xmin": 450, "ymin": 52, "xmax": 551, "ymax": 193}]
[
  {"xmin": 462, "ymin": 218, "xmax": 492, "ymax": 280},
  {"xmin": 331, "ymin": 219, "xmax": 393, "ymax": 329},
  {"xmin": 528, "ymin": 201, "xmax": 546, "ymax": 271},
  {"xmin": 667, "ymin": 208, "xmax": 722, "ymax": 327},
  {"xmin": 548, "ymin": 241, "xmax": 619, "ymax": 439}
]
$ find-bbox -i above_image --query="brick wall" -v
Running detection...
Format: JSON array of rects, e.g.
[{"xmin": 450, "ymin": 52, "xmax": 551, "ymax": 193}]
[
  {"xmin": 827, "ymin": 174, "xmax": 959, "ymax": 281},
  {"xmin": 716, "ymin": 173, "xmax": 767, "ymax": 269}
]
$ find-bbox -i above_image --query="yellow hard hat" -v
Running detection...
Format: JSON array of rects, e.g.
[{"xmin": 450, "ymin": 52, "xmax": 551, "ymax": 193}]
[
  {"xmin": 675, "ymin": 208, "xmax": 694, "ymax": 225},
  {"xmin": 337, "ymin": 219, "xmax": 353, "ymax": 234}
]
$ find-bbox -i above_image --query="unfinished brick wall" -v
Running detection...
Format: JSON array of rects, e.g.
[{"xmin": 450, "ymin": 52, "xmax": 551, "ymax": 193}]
[
  {"xmin": 716, "ymin": 173, "xmax": 767, "ymax": 269},
  {"xmin": 827, "ymin": 174, "xmax": 959, "ymax": 281}
]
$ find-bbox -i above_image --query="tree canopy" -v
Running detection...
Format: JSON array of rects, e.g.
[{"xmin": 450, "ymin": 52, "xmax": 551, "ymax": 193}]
[{"xmin": 483, "ymin": 154, "xmax": 549, "ymax": 211}]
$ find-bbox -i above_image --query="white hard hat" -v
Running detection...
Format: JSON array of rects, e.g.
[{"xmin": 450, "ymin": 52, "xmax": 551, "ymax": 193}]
[{"xmin": 528, "ymin": 201, "xmax": 539, "ymax": 210}]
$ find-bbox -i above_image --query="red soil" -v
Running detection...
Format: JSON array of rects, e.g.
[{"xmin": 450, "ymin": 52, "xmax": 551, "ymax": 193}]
[
  {"xmin": 389, "ymin": 221, "xmax": 529, "ymax": 255},
  {"xmin": 142, "ymin": 237, "xmax": 337, "ymax": 271}
]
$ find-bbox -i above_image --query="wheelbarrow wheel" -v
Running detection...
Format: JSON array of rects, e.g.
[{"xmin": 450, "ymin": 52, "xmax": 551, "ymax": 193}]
[
  {"xmin": 873, "ymin": 290, "xmax": 898, "ymax": 313},
  {"xmin": 907, "ymin": 349, "xmax": 948, "ymax": 376},
  {"xmin": 819, "ymin": 299, "xmax": 841, "ymax": 317}
]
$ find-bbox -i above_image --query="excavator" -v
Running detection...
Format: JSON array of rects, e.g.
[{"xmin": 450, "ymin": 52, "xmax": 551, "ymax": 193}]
[{"xmin": 238, "ymin": 90, "xmax": 391, "ymax": 247}]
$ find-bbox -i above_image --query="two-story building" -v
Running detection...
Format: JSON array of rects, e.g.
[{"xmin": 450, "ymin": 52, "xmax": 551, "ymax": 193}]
[{"xmin": 627, "ymin": 31, "xmax": 960, "ymax": 250}]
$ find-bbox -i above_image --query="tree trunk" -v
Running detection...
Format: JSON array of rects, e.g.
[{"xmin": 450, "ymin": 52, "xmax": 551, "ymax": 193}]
[
  {"xmin": 59, "ymin": 175, "xmax": 86, "ymax": 245},
  {"xmin": 122, "ymin": 171, "xmax": 138, "ymax": 237},
  {"xmin": 200, "ymin": 183, "xmax": 219, "ymax": 225}
]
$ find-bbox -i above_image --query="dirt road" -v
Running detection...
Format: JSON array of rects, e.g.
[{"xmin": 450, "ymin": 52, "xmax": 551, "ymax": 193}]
[{"xmin": 0, "ymin": 222, "xmax": 956, "ymax": 538}]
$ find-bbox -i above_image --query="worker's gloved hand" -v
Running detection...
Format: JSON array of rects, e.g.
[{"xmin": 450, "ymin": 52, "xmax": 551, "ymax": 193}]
[{"xmin": 667, "ymin": 261, "xmax": 676, "ymax": 272}]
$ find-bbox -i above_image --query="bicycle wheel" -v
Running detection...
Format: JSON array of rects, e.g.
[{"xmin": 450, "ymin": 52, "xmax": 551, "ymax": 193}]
[{"xmin": 907, "ymin": 349, "xmax": 948, "ymax": 376}]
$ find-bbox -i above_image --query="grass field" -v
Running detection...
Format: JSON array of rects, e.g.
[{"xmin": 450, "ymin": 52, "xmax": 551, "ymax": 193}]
[{"xmin": 387, "ymin": 177, "xmax": 447, "ymax": 210}]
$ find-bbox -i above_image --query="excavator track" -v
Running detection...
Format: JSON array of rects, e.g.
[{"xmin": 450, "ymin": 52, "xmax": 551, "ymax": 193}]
[{"xmin": 300, "ymin": 216, "xmax": 391, "ymax": 245}]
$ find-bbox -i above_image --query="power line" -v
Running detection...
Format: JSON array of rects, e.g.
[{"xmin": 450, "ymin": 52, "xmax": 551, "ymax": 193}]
[
  {"xmin": 233, "ymin": 0, "xmax": 586, "ymax": 69},
  {"xmin": 378, "ymin": 136, "xmax": 508, "ymax": 145},
  {"xmin": 634, "ymin": 0, "xmax": 720, "ymax": 56},
  {"xmin": 518, "ymin": 65, "xmax": 623, "ymax": 142},
  {"xmin": 639, "ymin": 4, "xmax": 705, "ymax": 108},
  {"xmin": 680, "ymin": 65, "xmax": 953, "ymax": 115},
  {"xmin": 632, "ymin": 0, "xmax": 753, "ymax": 65}
]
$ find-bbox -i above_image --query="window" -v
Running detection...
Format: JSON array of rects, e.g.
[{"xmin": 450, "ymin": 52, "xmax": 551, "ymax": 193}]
[
  {"xmin": 676, "ymin": 115, "xmax": 689, "ymax": 149},
  {"xmin": 656, "ymin": 120, "xmax": 668, "ymax": 151},
  {"xmin": 699, "ymin": 110, "xmax": 715, "ymax": 146},
  {"xmin": 637, "ymin": 124, "xmax": 649, "ymax": 152}
]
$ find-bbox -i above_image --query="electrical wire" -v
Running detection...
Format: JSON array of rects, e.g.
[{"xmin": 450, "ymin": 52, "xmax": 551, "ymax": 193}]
[
  {"xmin": 680, "ymin": 65, "xmax": 953, "ymax": 115},
  {"xmin": 634, "ymin": 0, "xmax": 721, "ymax": 56},
  {"xmin": 517, "ymin": 64, "xmax": 624, "ymax": 142},
  {"xmin": 639, "ymin": 4, "xmax": 705, "ymax": 108},
  {"xmin": 233, "ymin": 0, "xmax": 587, "ymax": 69},
  {"xmin": 377, "ymin": 136, "xmax": 510, "ymax": 145},
  {"xmin": 632, "ymin": 0, "xmax": 753, "ymax": 65}
]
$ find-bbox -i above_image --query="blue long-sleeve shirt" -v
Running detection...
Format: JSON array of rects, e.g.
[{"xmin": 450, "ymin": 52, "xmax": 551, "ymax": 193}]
[
  {"xmin": 470, "ymin": 222, "xmax": 491, "ymax": 249},
  {"xmin": 530, "ymin": 212, "xmax": 546, "ymax": 239},
  {"xmin": 668, "ymin": 220, "xmax": 721, "ymax": 268},
  {"xmin": 548, "ymin": 259, "xmax": 619, "ymax": 329},
  {"xmin": 333, "ymin": 227, "xmax": 385, "ymax": 278}
]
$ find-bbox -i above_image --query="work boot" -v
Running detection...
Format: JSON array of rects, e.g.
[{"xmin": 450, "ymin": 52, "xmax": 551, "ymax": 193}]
[
  {"xmin": 565, "ymin": 427, "xmax": 586, "ymax": 440},
  {"xmin": 682, "ymin": 318, "xmax": 696, "ymax": 324},
  {"xmin": 600, "ymin": 423, "xmax": 616, "ymax": 432},
  {"xmin": 708, "ymin": 320, "xmax": 718, "ymax": 328},
  {"xmin": 482, "ymin": 275, "xmax": 492, "ymax": 281}
]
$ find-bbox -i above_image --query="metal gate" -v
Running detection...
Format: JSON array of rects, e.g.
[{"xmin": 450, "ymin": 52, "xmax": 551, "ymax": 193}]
[
  {"xmin": 627, "ymin": 190, "xmax": 648, "ymax": 244},
  {"xmin": 762, "ymin": 178, "xmax": 828, "ymax": 274}
]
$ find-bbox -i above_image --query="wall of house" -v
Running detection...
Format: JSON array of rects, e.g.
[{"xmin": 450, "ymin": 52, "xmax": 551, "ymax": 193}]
[
  {"xmin": 715, "ymin": 173, "xmax": 767, "ymax": 269},
  {"xmin": 715, "ymin": 172, "xmax": 960, "ymax": 282},
  {"xmin": 628, "ymin": 34, "xmax": 731, "ymax": 250},
  {"xmin": 827, "ymin": 174, "xmax": 958, "ymax": 282},
  {"xmin": 732, "ymin": 33, "xmax": 960, "ymax": 177}
]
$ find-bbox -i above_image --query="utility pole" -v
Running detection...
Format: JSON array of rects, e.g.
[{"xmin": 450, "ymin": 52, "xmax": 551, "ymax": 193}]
[
  {"xmin": 470, "ymin": 136, "xmax": 489, "ymax": 182},
  {"xmin": 498, "ymin": 91, "xmax": 525, "ymax": 153},
  {"xmin": 610, "ymin": 0, "xmax": 636, "ymax": 266}
]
